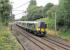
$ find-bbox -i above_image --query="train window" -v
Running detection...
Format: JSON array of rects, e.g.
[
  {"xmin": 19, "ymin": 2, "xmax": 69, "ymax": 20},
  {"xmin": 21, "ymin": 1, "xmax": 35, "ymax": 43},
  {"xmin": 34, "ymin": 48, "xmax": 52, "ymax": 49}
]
[
  {"xmin": 39, "ymin": 22, "xmax": 47, "ymax": 28},
  {"xmin": 27, "ymin": 23, "xmax": 35, "ymax": 30},
  {"xmin": 22, "ymin": 23, "xmax": 24, "ymax": 26},
  {"xmin": 19, "ymin": 22, "xmax": 21, "ymax": 24},
  {"xmin": 45, "ymin": 24, "xmax": 47, "ymax": 28}
]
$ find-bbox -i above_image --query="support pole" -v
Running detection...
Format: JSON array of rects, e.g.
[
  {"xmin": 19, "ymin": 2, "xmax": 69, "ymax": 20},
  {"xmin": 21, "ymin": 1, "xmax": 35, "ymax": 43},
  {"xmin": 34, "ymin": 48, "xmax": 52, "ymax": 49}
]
[{"xmin": 55, "ymin": 12, "xmax": 57, "ymax": 36}]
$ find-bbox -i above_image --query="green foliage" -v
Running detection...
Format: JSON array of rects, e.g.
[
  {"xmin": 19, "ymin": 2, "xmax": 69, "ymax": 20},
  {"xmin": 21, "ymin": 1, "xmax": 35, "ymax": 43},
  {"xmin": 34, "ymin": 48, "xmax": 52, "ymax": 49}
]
[
  {"xmin": 57, "ymin": 0, "xmax": 70, "ymax": 29},
  {"xmin": 27, "ymin": 0, "xmax": 36, "ymax": 14},
  {"xmin": 47, "ymin": 18, "xmax": 55, "ymax": 29},
  {"xmin": 0, "ymin": 0, "xmax": 12, "ymax": 26},
  {"xmin": 47, "ymin": 5, "xmax": 58, "ymax": 18},
  {"xmin": 59, "ymin": 29, "xmax": 70, "ymax": 40},
  {"xmin": 27, "ymin": 0, "xmax": 44, "ymax": 20},
  {"xmin": 10, "ymin": 14, "xmax": 15, "ymax": 22},
  {"xmin": 21, "ymin": 16, "xmax": 27, "ymax": 21},
  {"xmin": 0, "ymin": 26, "xmax": 19, "ymax": 50},
  {"xmin": 22, "ymin": 1, "xmax": 54, "ymax": 21},
  {"xmin": 27, "ymin": 0, "xmax": 37, "ymax": 20},
  {"xmin": 44, "ymin": 3, "xmax": 54, "ymax": 17},
  {"xmin": 29, "ymin": 6, "xmax": 44, "ymax": 20},
  {"xmin": 29, "ymin": 0, "xmax": 36, "ymax": 6}
]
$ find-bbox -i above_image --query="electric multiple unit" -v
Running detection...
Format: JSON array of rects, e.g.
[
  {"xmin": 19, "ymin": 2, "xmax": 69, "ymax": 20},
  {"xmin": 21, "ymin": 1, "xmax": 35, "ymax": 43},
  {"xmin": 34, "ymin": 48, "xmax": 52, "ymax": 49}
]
[{"xmin": 16, "ymin": 21, "xmax": 47, "ymax": 37}]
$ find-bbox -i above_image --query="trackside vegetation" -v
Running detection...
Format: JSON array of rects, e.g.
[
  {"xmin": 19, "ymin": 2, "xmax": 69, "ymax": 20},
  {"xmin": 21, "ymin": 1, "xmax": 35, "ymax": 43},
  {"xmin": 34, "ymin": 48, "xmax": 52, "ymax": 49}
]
[
  {"xmin": 0, "ymin": 0, "xmax": 20, "ymax": 50},
  {"xmin": 58, "ymin": 29, "xmax": 70, "ymax": 40},
  {"xmin": 0, "ymin": 25, "xmax": 20, "ymax": 50}
]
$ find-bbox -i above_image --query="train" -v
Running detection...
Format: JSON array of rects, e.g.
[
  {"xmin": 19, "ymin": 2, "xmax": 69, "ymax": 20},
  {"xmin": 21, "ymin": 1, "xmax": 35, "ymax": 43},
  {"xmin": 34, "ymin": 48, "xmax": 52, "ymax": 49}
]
[{"xmin": 16, "ymin": 21, "xmax": 47, "ymax": 37}]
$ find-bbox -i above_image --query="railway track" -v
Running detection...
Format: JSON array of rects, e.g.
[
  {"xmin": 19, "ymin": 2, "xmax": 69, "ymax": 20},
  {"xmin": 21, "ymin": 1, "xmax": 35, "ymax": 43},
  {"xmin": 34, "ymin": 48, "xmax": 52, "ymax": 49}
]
[
  {"xmin": 44, "ymin": 36, "xmax": 70, "ymax": 48},
  {"xmin": 46, "ymin": 35, "xmax": 70, "ymax": 47},
  {"xmin": 12, "ymin": 25, "xmax": 44, "ymax": 50},
  {"xmin": 15, "ymin": 25, "xmax": 70, "ymax": 50},
  {"xmin": 15, "ymin": 26, "xmax": 55, "ymax": 50},
  {"xmin": 12, "ymin": 27, "xmax": 26, "ymax": 50},
  {"xmin": 42, "ymin": 38, "xmax": 70, "ymax": 50},
  {"xmin": 14, "ymin": 33, "xmax": 26, "ymax": 50},
  {"xmin": 22, "ymin": 30, "xmax": 70, "ymax": 50}
]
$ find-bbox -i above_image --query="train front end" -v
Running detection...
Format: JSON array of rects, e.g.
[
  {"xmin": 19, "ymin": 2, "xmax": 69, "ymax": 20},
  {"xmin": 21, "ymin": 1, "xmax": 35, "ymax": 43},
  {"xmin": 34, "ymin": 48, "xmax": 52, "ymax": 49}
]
[{"xmin": 36, "ymin": 21, "xmax": 47, "ymax": 37}]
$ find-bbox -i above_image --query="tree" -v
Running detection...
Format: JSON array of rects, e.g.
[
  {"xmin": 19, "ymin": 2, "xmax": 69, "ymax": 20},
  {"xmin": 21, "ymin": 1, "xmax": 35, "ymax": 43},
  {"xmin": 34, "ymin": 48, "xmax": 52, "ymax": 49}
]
[
  {"xmin": 10, "ymin": 14, "xmax": 15, "ymax": 21},
  {"xmin": 27, "ymin": 0, "xmax": 37, "ymax": 14},
  {"xmin": 27, "ymin": 0, "xmax": 37, "ymax": 20},
  {"xmin": 21, "ymin": 16, "xmax": 27, "ymax": 21},
  {"xmin": 26, "ymin": 0, "xmax": 46, "ymax": 21},
  {"xmin": 0, "ymin": 0, "xmax": 12, "ymax": 26},
  {"xmin": 44, "ymin": 3, "xmax": 54, "ymax": 17},
  {"xmin": 31, "ymin": 6, "xmax": 44, "ymax": 20},
  {"xmin": 46, "ymin": 5, "xmax": 58, "ymax": 30},
  {"xmin": 57, "ymin": 0, "xmax": 70, "ymax": 29},
  {"xmin": 47, "ymin": 5, "xmax": 58, "ymax": 18}
]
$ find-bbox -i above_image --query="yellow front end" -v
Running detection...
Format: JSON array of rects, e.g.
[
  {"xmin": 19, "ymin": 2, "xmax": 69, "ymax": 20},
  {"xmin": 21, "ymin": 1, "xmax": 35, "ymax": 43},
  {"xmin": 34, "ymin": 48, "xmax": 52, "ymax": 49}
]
[
  {"xmin": 41, "ymin": 28, "xmax": 45, "ymax": 32},
  {"xmin": 36, "ymin": 28, "xmax": 47, "ymax": 32},
  {"xmin": 36, "ymin": 28, "xmax": 40, "ymax": 31},
  {"xmin": 36, "ymin": 23, "xmax": 47, "ymax": 32}
]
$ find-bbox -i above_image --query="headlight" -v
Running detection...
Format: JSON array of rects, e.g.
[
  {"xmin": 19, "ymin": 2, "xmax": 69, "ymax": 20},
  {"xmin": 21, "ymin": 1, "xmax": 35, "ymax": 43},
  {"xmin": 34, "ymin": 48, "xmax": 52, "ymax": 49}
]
[
  {"xmin": 41, "ymin": 29, "xmax": 45, "ymax": 32},
  {"xmin": 37, "ymin": 28, "xmax": 40, "ymax": 31}
]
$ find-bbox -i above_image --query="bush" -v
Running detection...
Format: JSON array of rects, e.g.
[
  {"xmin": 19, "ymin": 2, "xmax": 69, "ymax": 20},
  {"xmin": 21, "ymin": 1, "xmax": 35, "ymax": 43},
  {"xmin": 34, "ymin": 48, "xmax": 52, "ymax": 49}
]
[
  {"xmin": 0, "ymin": 26, "xmax": 20, "ymax": 50},
  {"xmin": 59, "ymin": 29, "xmax": 70, "ymax": 40}
]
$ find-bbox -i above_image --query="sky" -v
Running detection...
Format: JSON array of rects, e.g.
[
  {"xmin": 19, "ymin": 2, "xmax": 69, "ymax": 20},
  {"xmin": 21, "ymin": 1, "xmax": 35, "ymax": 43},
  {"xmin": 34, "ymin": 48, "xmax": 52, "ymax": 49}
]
[{"xmin": 10, "ymin": 0, "xmax": 59, "ymax": 19}]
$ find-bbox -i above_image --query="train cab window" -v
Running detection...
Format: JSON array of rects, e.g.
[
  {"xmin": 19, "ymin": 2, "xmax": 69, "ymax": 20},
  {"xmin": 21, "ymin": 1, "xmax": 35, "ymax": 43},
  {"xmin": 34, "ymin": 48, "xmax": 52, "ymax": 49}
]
[
  {"xmin": 39, "ymin": 22, "xmax": 47, "ymax": 28},
  {"xmin": 45, "ymin": 24, "xmax": 47, "ymax": 28}
]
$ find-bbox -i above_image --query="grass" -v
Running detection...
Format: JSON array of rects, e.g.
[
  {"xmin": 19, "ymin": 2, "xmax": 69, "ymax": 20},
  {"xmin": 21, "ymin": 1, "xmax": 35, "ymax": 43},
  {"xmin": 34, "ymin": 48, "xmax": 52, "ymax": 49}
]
[
  {"xmin": 59, "ymin": 30, "xmax": 70, "ymax": 40},
  {"xmin": 0, "ymin": 26, "xmax": 20, "ymax": 50}
]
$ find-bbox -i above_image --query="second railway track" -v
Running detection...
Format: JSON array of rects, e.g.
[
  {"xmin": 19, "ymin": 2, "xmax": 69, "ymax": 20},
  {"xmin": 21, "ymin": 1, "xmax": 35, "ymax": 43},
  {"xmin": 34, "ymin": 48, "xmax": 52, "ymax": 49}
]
[{"xmin": 46, "ymin": 35, "xmax": 70, "ymax": 47}]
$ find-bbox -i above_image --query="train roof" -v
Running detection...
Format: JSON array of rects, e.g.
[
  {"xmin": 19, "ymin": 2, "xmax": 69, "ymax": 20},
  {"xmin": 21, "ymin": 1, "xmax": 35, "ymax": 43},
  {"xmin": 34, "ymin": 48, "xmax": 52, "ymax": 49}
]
[{"xmin": 16, "ymin": 21, "xmax": 39, "ymax": 24}]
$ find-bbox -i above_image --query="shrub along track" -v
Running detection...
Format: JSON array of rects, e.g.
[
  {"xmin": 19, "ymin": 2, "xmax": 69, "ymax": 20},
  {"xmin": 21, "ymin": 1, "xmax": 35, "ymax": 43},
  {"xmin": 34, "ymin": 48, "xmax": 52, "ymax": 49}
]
[{"xmin": 14, "ymin": 25, "xmax": 70, "ymax": 50}]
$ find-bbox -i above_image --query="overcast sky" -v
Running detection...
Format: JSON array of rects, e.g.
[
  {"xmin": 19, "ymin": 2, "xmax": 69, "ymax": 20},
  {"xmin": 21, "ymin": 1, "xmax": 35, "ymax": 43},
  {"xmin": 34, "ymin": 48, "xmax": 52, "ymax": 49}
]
[{"xmin": 10, "ymin": 0, "xmax": 59, "ymax": 19}]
